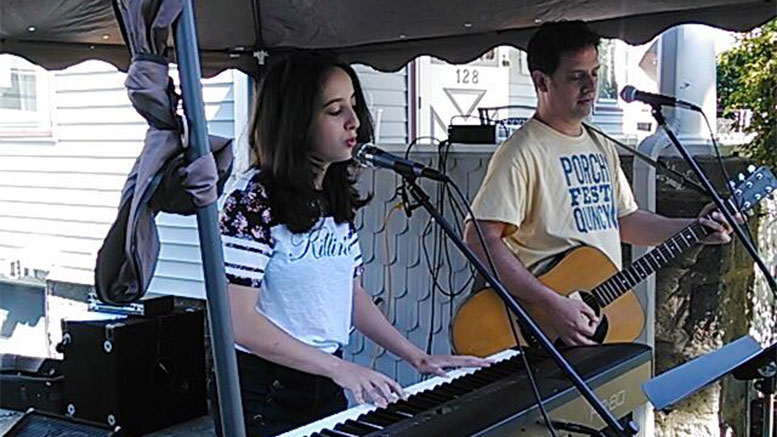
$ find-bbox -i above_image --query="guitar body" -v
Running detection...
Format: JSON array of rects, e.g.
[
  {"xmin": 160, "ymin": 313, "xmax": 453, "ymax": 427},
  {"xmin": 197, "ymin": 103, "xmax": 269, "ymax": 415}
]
[{"xmin": 451, "ymin": 246, "xmax": 645, "ymax": 357}]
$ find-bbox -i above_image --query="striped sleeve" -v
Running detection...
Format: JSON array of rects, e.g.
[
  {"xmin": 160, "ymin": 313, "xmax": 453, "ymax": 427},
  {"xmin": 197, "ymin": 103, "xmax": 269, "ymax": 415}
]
[
  {"xmin": 349, "ymin": 225, "xmax": 364, "ymax": 278},
  {"xmin": 219, "ymin": 183, "xmax": 274, "ymax": 288}
]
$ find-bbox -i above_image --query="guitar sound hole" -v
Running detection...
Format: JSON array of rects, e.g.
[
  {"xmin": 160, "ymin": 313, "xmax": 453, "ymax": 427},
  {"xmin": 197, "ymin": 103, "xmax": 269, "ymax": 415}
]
[{"xmin": 581, "ymin": 291, "xmax": 608, "ymax": 344}]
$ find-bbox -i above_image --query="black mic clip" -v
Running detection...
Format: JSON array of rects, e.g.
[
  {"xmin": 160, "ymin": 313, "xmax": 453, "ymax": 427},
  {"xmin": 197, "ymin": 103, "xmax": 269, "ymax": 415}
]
[{"xmin": 397, "ymin": 183, "xmax": 421, "ymax": 218}]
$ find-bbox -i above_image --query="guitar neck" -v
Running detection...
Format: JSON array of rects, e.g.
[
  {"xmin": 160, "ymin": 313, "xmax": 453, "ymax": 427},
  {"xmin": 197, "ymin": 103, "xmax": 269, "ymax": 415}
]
[{"xmin": 592, "ymin": 221, "xmax": 711, "ymax": 307}]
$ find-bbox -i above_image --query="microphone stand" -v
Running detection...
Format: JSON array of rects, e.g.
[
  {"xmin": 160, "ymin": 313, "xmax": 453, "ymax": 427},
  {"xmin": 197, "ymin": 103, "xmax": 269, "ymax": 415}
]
[
  {"xmin": 649, "ymin": 105, "xmax": 777, "ymax": 294},
  {"xmin": 401, "ymin": 176, "xmax": 637, "ymax": 437}
]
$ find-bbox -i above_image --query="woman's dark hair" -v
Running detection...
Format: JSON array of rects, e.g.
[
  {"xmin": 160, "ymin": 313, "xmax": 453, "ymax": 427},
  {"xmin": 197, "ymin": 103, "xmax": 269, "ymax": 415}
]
[
  {"xmin": 250, "ymin": 52, "xmax": 373, "ymax": 233},
  {"xmin": 527, "ymin": 20, "xmax": 601, "ymax": 76}
]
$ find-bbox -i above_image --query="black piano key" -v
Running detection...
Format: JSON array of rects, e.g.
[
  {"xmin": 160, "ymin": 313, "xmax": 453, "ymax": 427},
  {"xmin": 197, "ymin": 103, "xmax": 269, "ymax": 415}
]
[
  {"xmin": 387, "ymin": 400, "xmax": 425, "ymax": 415},
  {"xmin": 393, "ymin": 408, "xmax": 415, "ymax": 417},
  {"xmin": 432, "ymin": 385, "xmax": 465, "ymax": 398},
  {"xmin": 404, "ymin": 396, "xmax": 438, "ymax": 409},
  {"xmin": 317, "ymin": 429, "xmax": 355, "ymax": 437},
  {"xmin": 434, "ymin": 380, "xmax": 466, "ymax": 396},
  {"xmin": 444, "ymin": 381, "xmax": 477, "ymax": 394},
  {"xmin": 456, "ymin": 373, "xmax": 489, "ymax": 385},
  {"xmin": 369, "ymin": 409, "xmax": 409, "ymax": 423},
  {"xmin": 464, "ymin": 373, "xmax": 496, "ymax": 385},
  {"xmin": 408, "ymin": 393, "xmax": 445, "ymax": 407},
  {"xmin": 422, "ymin": 390, "xmax": 453, "ymax": 403},
  {"xmin": 447, "ymin": 377, "xmax": 483, "ymax": 391},
  {"xmin": 449, "ymin": 378, "xmax": 477, "ymax": 391},
  {"xmin": 348, "ymin": 419, "xmax": 383, "ymax": 432},
  {"xmin": 442, "ymin": 383, "xmax": 473, "ymax": 396},
  {"xmin": 334, "ymin": 420, "xmax": 373, "ymax": 436},
  {"xmin": 356, "ymin": 412, "xmax": 395, "ymax": 428},
  {"xmin": 452, "ymin": 373, "xmax": 486, "ymax": 384},
  {"xmin": 470, "ymin": 370, "xmax": 505, "ymax": 383}
]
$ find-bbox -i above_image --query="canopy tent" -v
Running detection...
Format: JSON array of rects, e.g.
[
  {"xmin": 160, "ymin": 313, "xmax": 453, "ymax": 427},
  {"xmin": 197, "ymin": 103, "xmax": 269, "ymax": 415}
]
[
  {"xmin": 2, "ymin": 0, "xmax": 776, "ymax": 76},
  {"xmin": 2, "ymin": 1, "xmax": 776, "ymax": 436}
]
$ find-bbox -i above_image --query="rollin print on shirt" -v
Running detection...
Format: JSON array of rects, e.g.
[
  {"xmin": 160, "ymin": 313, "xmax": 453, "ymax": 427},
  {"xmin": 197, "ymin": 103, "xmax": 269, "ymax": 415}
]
[
  {"xmin": 559, "ymin": 153, "xmax": 618, "ymax": 234},
  {"xmin": 289, "ymin": 225, "xmax": 357, "ymax": 261}
]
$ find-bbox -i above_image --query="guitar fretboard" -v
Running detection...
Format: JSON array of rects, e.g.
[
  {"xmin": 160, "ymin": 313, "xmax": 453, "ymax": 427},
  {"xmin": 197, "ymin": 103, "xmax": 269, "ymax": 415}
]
[{"xmin": 592, "ymin": 221, "xmax": 711, "ymax": 306}]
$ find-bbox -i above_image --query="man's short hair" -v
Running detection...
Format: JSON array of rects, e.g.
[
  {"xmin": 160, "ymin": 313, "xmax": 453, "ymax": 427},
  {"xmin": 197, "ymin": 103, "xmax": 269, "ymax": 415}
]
[{"xmin": 527, "ymin": 20, "xmax": 601, "ymax": 76}]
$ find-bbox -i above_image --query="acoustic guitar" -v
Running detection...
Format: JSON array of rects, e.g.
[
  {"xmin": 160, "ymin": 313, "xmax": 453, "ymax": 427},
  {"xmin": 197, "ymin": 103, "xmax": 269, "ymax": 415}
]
[{"xmin": 451, "ymin": 166, "xmax": 775, "ymax": 357}]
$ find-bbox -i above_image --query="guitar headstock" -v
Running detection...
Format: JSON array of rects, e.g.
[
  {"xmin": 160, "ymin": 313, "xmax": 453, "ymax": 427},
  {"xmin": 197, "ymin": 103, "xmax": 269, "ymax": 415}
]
[{"xmin": 729, "ymin": 165, "xmax": 776, "ymax": 215}]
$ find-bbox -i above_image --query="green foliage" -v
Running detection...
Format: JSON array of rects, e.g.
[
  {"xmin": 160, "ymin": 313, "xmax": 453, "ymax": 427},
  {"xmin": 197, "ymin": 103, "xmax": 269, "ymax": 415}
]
[{"xmin": 717, "ymin": 19, "xmax": 777, "ymax": 167}]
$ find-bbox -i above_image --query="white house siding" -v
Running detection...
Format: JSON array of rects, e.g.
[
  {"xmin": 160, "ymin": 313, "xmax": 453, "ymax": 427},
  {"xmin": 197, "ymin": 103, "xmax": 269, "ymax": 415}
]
[
  {"xmin": 353, "ymin": 65, "xmax": 409, "ymax": 145},
  {"xmin": 0, "ymin": 60, "xmax": 237, "ymax": 297},
  {"xmin": 0, "ymin": 58, "xmax": 409, "ymax": 300}
]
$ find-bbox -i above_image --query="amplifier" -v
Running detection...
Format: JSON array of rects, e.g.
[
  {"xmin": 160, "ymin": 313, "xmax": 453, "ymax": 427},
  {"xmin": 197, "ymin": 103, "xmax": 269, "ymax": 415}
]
[
  {"xmin": 60, "ymin": 308, "xmax": 206, "ymax": 436},
  {"xmin": 447, "ymin": 124, "xmax": 497, "ymax": 144}
]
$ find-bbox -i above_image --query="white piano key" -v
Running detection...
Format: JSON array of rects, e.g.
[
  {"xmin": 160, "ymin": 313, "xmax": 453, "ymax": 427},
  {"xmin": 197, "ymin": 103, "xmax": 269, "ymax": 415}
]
[{"xmin": 279, "ymin": 348, "xmax": 521, "ymax": 437}]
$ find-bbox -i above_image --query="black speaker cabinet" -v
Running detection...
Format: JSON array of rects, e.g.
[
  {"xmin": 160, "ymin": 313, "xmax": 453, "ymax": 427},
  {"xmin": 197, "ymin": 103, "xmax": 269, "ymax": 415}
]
[{"xmin": 60, "ymin": 308, "xmax": 206, "ymax": 436}]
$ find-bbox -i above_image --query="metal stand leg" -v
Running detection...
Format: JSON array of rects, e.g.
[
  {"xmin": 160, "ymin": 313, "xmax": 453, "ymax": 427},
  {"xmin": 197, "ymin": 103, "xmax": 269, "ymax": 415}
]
[{"xmin": 750, "ymin": 376, "xmax": 775, "ymax": 437}]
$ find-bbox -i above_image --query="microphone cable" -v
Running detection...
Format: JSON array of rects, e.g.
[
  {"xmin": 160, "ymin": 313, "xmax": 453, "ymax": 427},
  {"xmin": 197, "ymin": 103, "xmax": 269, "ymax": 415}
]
[
  {"xmin": 392, "ymin": 137, "xmax": 559, "ymax": 436},
  {"xmin": 448, "ymin": 179, "xmax": 559, "ymax": 437}
]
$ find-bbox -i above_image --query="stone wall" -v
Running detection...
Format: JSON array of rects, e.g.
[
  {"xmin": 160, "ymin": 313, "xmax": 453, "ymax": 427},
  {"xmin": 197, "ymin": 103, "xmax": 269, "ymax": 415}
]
[{"xmin": 649, "ymin": 157, "xmax": 776, "ymax": 436}]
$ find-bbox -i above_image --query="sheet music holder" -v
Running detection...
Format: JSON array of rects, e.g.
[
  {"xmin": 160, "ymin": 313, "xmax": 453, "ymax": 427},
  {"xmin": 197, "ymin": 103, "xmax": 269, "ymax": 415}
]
[
  {"xmin": 643, "ymin": 334, "xmax": 777, "ymax": 437},
  {"xmin": 642, "ymin": 335, "xmax": 762, "ymax": 410}
]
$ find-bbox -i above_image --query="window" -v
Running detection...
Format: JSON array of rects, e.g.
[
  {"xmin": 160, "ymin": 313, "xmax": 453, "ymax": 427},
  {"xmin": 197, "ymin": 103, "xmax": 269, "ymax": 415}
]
[
  {"xmin": 0, "ymin": 55, "xmax": 52, "ymax": 134},
  {"xmin": 597, "ymin": 39, "xmax": 619, "ymax": 102}
]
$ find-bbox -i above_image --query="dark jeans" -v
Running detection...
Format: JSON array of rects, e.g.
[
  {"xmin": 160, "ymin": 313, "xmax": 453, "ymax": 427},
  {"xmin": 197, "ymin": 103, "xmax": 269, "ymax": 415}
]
[{"xmin": 211, "ymin": 349, "xmax": 347, "ymax": 437}]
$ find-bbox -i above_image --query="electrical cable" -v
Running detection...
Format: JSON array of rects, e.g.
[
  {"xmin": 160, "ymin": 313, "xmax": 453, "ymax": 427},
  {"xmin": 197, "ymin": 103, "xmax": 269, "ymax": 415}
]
[
  {"xmin": 700, "ymin": 110, "xmax": 756, "ymax": 243},
  {"xmin": 448, "ymin": 180, "xmax": 559, "ymax": 437}
]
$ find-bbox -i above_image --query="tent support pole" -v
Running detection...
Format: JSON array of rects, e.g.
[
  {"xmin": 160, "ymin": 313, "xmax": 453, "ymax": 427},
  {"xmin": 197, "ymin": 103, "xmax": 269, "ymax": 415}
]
[{"xmin": 174, "ymin": 1, "xmax": 246, "ymax": 436}]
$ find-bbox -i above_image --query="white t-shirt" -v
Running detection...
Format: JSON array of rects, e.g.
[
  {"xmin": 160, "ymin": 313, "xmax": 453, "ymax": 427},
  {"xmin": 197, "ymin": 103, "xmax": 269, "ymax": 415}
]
[{"xmin": 219, "ymin": 170, "xmax": 363, "ymax": 354}]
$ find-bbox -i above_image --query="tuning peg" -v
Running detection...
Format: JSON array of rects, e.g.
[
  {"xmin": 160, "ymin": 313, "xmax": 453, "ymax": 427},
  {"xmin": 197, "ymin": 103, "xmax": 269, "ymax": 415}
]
[
  {"xmin": 755, "ymin": 194, "xmax": 763, "ymax": 201},
  {"xmin": 766, "ymin": 186, "xmax": 774, "ymax": 194},
  {"xmin": 729, "ymin": 180, "xmax": 738, "ymax": 189},
  {"xmin": 738, "ymin": 173, "xmax": 746, "ymax": 181},
  {"xmin": 747, "ymin": 164, "xmax": 757, "ymax": 173},
  {"xmin": 744, "ymin": 201, "xmax": 752, "ymax": 209}
]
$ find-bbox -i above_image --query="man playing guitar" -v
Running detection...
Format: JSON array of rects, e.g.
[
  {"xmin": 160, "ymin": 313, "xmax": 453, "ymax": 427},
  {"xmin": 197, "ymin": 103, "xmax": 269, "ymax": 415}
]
[{"xmin": 463, "ymin": 20, "xmax": 737, "ymax": 348}]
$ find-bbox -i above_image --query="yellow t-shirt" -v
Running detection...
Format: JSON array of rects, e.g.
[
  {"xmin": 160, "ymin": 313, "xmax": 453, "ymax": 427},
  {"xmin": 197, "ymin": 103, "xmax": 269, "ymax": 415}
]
[{"xmin": 469, "ymin": 117, "xmax": 639, "ymax": 270}]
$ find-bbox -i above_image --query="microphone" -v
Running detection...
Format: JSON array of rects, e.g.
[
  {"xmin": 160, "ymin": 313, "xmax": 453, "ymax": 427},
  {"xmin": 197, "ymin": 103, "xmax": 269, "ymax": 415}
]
[
  {"xmin": 620, "ymin": 85, "xmax": 701, "ymax": 111},
  {"xmin": 352, "ymin": 143, "xmax": 449, "ymax": 182}
]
